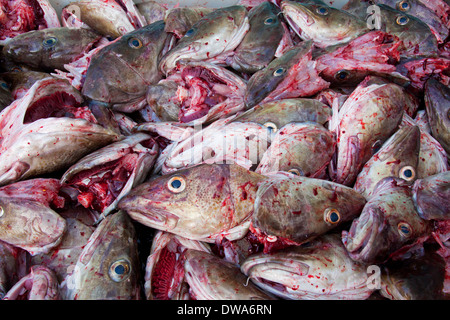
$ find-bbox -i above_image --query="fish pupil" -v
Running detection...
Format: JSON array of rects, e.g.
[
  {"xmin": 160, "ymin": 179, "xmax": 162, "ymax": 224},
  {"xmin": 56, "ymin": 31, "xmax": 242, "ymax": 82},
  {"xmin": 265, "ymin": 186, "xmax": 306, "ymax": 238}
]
[
  {"xmin": 264, "ymin": 17, "xmax": 275, "ymax": 25},
  {"xmin": 400, "ymin": 225, "xmax": 410, "ymax": 234},
  {"xmin": 317, "ymin": 7, "xmax": 328, "ymax": 15},
  {"xmin": 330, "ymin": 212, "xmax": 339, "ymax": 222},
  {"xmin": 115, "ymin": 264, "xmax": 125, "ymax": 275},
  {"xmin": 185, "ymin": 29, "xmax": 195, "ymax": 37},
  {"xmin": 171, "ymin": 179, "xmax": 182, "ymax": 189},
  {"xmin": 403, "ymin": 169, "xmax": 412, "ymax": 178}
]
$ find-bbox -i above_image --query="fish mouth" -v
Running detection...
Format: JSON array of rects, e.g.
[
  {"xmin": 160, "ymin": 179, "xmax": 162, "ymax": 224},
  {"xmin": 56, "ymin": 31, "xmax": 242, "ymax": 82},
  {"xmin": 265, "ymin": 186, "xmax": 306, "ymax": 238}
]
[
  {"xmin": 281, "ymin": 2, "xmax": 317, "ymax": 28},
  {"xmin": 118, "ymin": 196, "xmax": 179, "ymax": 231},
  {"xmin": 342, "ymin": 207, "xmax": 385, "ymax": 263}
]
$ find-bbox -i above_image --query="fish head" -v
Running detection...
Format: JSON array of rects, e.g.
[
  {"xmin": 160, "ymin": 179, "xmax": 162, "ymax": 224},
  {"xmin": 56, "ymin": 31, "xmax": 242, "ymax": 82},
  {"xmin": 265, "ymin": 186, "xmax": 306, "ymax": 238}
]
[
  {"xmin": 2, "ymin": 27, "xmax": 102, "ymax": 71},
  {"xmin": 82, "ymin": 20, "xmax": 172, "ymax": 105},
  {"xmin": 118, "ymin": 164, "xmax": 263, "ymax": 242},
  {"xmin": 244, "ymin": 41, "xmax": 314, "ymax": 109},
  {"xmin": 281, "ymin": 0, "xmax": 368, "ymax": 47}
]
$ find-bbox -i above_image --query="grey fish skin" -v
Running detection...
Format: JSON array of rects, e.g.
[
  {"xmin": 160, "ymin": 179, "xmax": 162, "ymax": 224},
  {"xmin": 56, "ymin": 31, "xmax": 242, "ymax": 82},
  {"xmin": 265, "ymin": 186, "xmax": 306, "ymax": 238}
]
[
  {"xmin": 250, "ymin": 174, "xmax": 366, "ymax": 252},
  {"xmin": 1, "ymin": 71, "xmax": 52, "ymax": 100},
  {"xmin": 82, "ymin": 20, "xmax": 173, "ymax": 109},
  {"xmin": 233, "ymin": 98, "xmax": 331, "ymax": 128},
  {"xmin": 183, "ymin": 249, "xmax": 275, "ymax": 300},
  {"xmin": 343, "ymin": 177, "xmax": 431, "ymax": 265},
  {"xmin": 118, "ymin": 164, "xmax": 267, "ymax": 243},
  {"xmin": 0, "ymin": 77, "xmax": 13, "ymax": 111},
  {"xmin": 412, "ymin": 171, "xmax": 450, "ymax": 221},
  {"xmin": 424, "ymin": 79, "xmax": 450, "ymax": 157},
  {"xmin": 374, "ymin": 0, "xmax": 449, "ymax": 43},
  {"xmin": 281, "ymin": 0, "xmax": 369, "ymax": 48},
  {"xmin": 227, "ymin": 2, "xmax": 284, "ymax": 74},
  {"xmin": 159, "ymin": 5, "xmax": 250, "ymax": 75},
  {"xmin": 0, "ymin": 240, "xmax": 26, "ymax": 299},
  {"xmin": 164, "ymin": 7, "xmax": 214, "ymax": 38},
  {"xmin": 2, "ymin": 27, "xmax": 102, "ymax": 71},
  {"xmin": 64, "ymin": 210, "xmax": 141, "ymax": 300},
  {"xmin": 240, "ymin": 234, "xmax": 374, "ymax": 300},
  {"xmin": 354, "ymin": 125, "xmax": 421, "ymax": 199}
]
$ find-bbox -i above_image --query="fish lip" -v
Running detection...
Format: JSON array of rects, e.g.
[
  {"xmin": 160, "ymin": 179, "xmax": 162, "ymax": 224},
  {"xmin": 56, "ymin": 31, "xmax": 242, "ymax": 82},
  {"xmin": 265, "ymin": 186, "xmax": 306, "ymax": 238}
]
[
  {"xmin": 343, "ymin": 208, "xmax": 384, "ymax": 262},
  {"xmin": 118, "ymin": 198, "xmax": 179, "ymax": 230},
  {"xmin": 281, "ymin": 1, "xmax": 316, "ymax": 27}
]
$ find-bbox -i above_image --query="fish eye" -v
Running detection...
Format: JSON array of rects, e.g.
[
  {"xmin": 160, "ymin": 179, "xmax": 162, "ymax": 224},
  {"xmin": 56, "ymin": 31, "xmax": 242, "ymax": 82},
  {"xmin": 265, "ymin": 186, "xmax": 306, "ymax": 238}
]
[
  {"xmin": 324, "ymin": 208, "xmax": 341, "ymax": 224},
  {"xmin": 399, "ymin": 166, "xmax": 416, "ymax": 181},
  {"xmin": 185, "ymin": 28, "xmax": 195, "ymax": 37},
  {"xmin": 335, "ymin": 70, "xmax": 350, "ymax": 81},
  {"xmin": 316, "ymin": 6, "xmax": 329, "ymax": 15},
  {"xmin": 0, "ymin": 81, "xmax": 9, "ymax": 90},
  {"xmin": 273, "ymin": 67, "xmax": 285, "ymax": 77},
  {"xmin": 288, "ymin": 168, "xmax": 302, "ymax": 176},
  {"xmin": 11, "ymin": 66, "xmax": 23, "ymax": 72},
  {"xmin": 264, "ymin": 17, "xmax": 276, "ymax": 25},
  {"xmin": 371, "ymin": 140, "xmax": 383, "ymax": 154},
  {"xmin": 167, "ymin": 176, "xmax": 186, "ymax": 193},
  {"xmin": 397, "ymin": 222, "xmax": 412, "ymax": 237},
  {"xmin": 263, "ymin": 121, "xmax": 278, "ymax": 133},
  {"xmin": 396, "ymin": 15, "xmax": 410, "ymax": 25},
  {"xmin": 397, "ymin": 0, "xmax": 411, "ymax": 11},
  {"xmin": 43, "ymin": 37, "xmax": 58, "ymax": 48},
  {"xmin": 109, "ymin": 259, "xmax": 131, "ymax": 282},
  {"xmin": 128, "ymin": 37, "xmax": 143, "ymax": 49}
]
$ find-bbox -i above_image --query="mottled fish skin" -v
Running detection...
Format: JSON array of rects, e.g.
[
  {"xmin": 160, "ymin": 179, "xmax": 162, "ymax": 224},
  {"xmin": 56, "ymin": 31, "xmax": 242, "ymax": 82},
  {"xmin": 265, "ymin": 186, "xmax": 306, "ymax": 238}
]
[
  {"xmin": 3, "ymin": 266, "xmax": 61, "ymax": 300},
  {"xmin": 412, "ymin": 171, "xmax": 450, "ymax": 221},
  {"xmin": 118, "ymin": 164, "xmax": 267, "ymax": 243},
  {"xmin": 354, "ymin": 125, "xmax": 421, "ymax": 199},
  {"xmin": 240, "ymin": 234, "xmax": 374, "ymax": 300},
  {"xmin": 183, "ymin": 249, "xmax": 275, "ymax": 300},
  {"xmin": 164, "ymin": 7, "xmax": 214, "ymax": 38},
  {"xmin": 424, "ymin": 79, "xmax": 450, "ymax": 157},
  {"xmin": 82, "ymin": 20, "xmax": 173, "ymax": 111},
  {"xmin": 2, "ymin": 27, "xmax": 102, "ymax": 71},
  {"xmin": 227, "ymin": 2, "xmax": 284, "ymax": 74},
  {"xmin": 145, "ymin": 231, "xmax": 212, "ymax": 300},
  {"xmin": 281, "ymin": 0, "xmax": 369, "ymax": 48},
  {"xmin": 159, "ymin": 5, "xmax": 250, "ymax": 75},
  {"xmin": 250, "ymin": 174, "xmax": 366, "ymax": 251},
  {"xmin": 343, "ymin": 177, "xmax": 432, "ymax": 264},
  {"xmin": 64, "ymin": 210, "xmax": 141, "ymax": 300},
  {"xmin": 379, "ymin": 250, "xmax": 446, "ymax": 300},
  {"xmin": 233, "ymin": 98, "xmax": 331, "ymax": 128},
  {"xmin": 256, "ymin": 122, "xmax": 336, "ymax": 178},
  {"xmin": 0, "ymin": 78, "xmax": 120, "ymax": 186},
  {"xmin": 330, "ymin": 76, "xmax": 407, "ymax": 187}
]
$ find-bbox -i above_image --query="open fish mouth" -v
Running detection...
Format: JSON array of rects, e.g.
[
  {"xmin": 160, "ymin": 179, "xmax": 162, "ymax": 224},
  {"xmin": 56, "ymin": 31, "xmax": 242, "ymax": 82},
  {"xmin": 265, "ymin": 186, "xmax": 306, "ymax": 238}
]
[{"xmin": 342, "ymin": 208, "xmax": 384, "ymax": 262}]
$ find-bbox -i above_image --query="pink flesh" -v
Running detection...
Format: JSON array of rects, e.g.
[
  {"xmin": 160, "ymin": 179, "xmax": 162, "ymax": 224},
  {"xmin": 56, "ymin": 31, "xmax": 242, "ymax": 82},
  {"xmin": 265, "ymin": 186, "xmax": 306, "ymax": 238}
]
[
  {"xmin": 249, "ymin": 223, "xmax": 300, "ymax": 254},
  {"xmin": 65, "ymin": 147, "xmax": 154, "ymax": 213},
  {"xmin": 0, "ymin": 0, "xmax": 48, "ymax": 41},
  {"xmin": 23, "ymin": 92, "xmax": 96, "ymax": 124},
  {"xmin": 176, "ymin": 66, "xmax": 228, "ymax": 123}
]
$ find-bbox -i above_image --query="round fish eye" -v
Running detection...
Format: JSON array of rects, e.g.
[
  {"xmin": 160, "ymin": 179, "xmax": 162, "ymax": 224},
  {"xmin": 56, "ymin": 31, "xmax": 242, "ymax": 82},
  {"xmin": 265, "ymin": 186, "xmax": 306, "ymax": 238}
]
[
  {"xmin": 288, "ymin": 168, "xmax": 302, "ymax": 176},
  {"xmin": 273, "ymin": 67, "xmax": 285, "ymax": 77},
  {"xmin": 324, "ymin": 208, "xmax": 341, "ymax": 224},
  {"xmin": 371, "ymin": 140, "xmax": 383, "ymax": 154},
  {"xmin": 399, "ymin": 165, "xmax": 416, "ymax": 181},
  {"xmin": 316, "ymin": 6, "xmax": 329, "ymax": 15},
  {"xmin": 43, "ymin": 37, "xmax": 58, "ymax": 48},
  {"xmin": 167, "ymin": 176, "xmax": 186, "ymax": 193},
  {"xmin": 397, "ymin": 0, "xmax": 411, "ymax": 11},
  {"xmin": 185, "ymin": 28, "xmax": 195, "ymax": 37},
  {"xmin": 109, "ymin": 259, "xmax": 131, "ymax": 282},
  {"xmin": 263, "ymin": 121, "xmax": 278, "ymax": 133},
  {"xmin": 335, "ymin": 70, "xmax": 350, "ymax": 81},
  {"xmin": 128, "ymin": 37, "xmax": 143, "ymax": 49},
  {"xmin": 264, "ymin": 17, "xmax": 276, "ymax": 25},
  {"xmin": 0, "ymin": 81, "xmax": 9, "ymax": 90},
  {"xmin": 397, "ymin": 222, "xmax": 412, "ymax": 237},
  {"xmin": 396, "ymin": 15, "xmax": 410, "ymax": 25}
]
